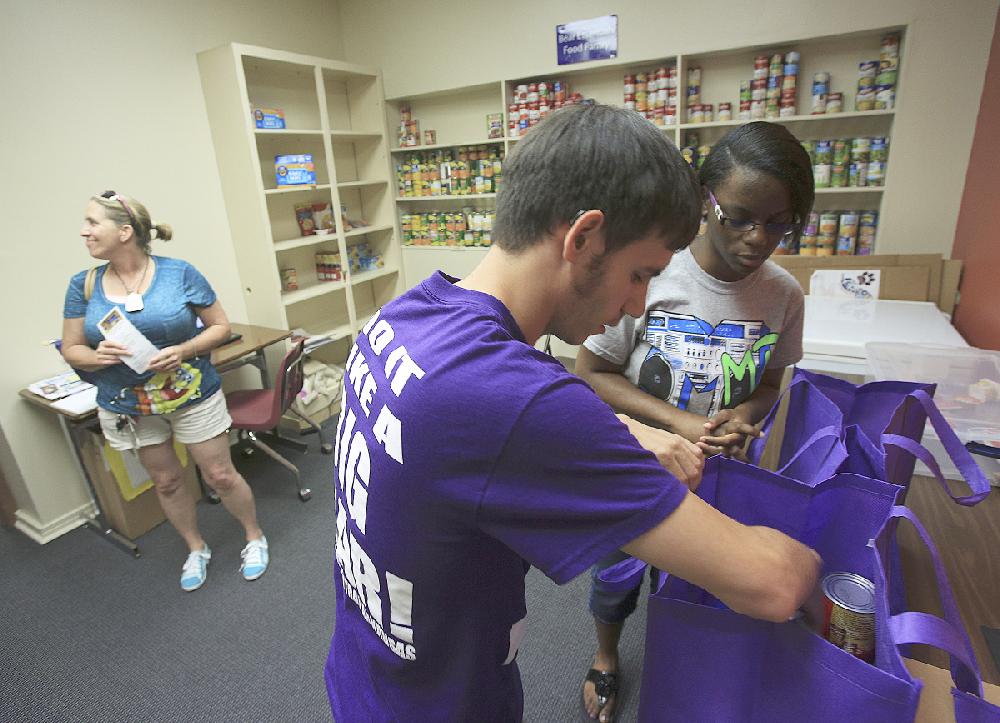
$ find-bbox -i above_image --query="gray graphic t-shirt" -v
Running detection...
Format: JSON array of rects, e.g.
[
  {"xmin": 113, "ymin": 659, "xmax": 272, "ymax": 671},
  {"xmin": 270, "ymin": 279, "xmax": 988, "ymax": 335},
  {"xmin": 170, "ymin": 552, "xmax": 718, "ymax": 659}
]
[{"xmin": 584, "ymin": 248, "xmax": 804, "ymax": 418}]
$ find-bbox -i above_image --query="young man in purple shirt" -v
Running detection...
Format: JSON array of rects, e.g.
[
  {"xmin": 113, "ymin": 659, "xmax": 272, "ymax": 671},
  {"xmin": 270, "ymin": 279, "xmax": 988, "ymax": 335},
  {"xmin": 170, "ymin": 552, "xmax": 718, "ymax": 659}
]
[{"xmin": 326, "ymin": 104, "xmax": 821, "ymax": 721}]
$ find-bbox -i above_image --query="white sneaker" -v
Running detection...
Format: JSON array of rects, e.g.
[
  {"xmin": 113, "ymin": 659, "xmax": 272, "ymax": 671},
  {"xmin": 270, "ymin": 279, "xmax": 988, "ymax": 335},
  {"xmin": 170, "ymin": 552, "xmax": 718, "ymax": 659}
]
[
  {"xmin": 180, "ymin": 546, "xmax": 211, "ymax": 592},
  {"xmin": 240, "ymin": 536, "xmax": 269, "ymax": 581}
]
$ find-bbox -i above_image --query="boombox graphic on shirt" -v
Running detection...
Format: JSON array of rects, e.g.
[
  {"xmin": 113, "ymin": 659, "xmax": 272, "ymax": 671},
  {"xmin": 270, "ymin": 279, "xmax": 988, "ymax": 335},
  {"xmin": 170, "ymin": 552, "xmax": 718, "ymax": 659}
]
[{"xmin": 636, "ymin": 310, "xmax": 779, "ymax": 418}]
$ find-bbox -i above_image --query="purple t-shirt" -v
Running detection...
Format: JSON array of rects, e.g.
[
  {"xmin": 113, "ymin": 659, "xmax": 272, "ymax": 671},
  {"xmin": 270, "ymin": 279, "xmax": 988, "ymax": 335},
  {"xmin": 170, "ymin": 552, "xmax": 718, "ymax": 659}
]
[{"xmin": 326, "ymin": 272, "xmax": 687, "ymax": 721}]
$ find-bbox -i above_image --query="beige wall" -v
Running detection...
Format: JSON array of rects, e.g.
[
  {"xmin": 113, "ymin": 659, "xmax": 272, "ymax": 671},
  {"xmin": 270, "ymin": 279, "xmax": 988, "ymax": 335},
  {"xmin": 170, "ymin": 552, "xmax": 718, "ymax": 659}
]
[
  {"xmin": 0, "ymin": 0, "xmax": 345, "ymax": 539},
  {"xmin": 339, "ymin": 0, "xmax": 999, "ymax": 259}
]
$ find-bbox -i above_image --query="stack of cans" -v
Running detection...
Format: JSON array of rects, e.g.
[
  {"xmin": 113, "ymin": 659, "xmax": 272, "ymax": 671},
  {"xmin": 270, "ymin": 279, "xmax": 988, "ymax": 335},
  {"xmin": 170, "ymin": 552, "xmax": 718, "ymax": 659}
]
[{"xmin": 857, "ymin": 32, "xmax": 900, "ymax": 111}]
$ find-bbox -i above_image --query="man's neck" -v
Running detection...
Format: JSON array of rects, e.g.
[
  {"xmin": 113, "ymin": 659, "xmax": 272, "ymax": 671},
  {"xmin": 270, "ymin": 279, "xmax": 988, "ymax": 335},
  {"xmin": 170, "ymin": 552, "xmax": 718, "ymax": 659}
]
[{"xmin": 456, "ymin": 244, "xmax": 561, "ymax": 345}]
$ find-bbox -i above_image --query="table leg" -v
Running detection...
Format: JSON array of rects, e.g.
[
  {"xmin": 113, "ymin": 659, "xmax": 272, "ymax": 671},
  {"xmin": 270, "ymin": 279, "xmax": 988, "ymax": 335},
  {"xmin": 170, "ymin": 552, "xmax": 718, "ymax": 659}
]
[{"xmin": 59, "ymin": 416, "xmax": 140, "ymax": 558}]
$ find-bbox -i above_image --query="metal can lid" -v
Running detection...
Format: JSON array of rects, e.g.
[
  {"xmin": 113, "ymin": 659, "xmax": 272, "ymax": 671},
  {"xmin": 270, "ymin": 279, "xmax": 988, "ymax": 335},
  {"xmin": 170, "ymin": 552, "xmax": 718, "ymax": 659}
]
[{"xmin": 822, "ymin": 572, "xmax": 876, "ymax": 613}]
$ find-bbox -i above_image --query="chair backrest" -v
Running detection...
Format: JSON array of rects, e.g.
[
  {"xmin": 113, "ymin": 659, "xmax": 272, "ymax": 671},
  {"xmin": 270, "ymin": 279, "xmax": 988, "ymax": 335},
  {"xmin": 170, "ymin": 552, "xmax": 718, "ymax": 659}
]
[{"xmin": 269, "ymin": 339, "xmax": 306, "ymax": 423}]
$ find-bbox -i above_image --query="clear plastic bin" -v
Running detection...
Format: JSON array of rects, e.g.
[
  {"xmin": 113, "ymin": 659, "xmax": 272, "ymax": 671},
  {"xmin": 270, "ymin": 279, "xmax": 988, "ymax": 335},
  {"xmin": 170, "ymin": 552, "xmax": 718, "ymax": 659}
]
[{"xmin": 866, "ymin": 343, "xmax": 1000, "ymax": 486}]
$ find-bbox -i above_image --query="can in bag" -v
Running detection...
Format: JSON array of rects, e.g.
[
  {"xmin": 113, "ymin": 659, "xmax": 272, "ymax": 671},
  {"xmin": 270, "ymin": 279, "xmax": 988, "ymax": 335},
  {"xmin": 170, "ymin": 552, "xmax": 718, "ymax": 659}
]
[{"xmin": 822, "ymin": 573, "xmax": 876, "ymax": 662}]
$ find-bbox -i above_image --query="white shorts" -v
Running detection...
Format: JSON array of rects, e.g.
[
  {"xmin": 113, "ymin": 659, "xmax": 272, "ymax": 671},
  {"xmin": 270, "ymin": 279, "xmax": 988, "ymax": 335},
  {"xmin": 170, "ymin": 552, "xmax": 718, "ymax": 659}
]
[{"xmin": 98, "ymin": 390, "xmax": 232, "ymax": 451}]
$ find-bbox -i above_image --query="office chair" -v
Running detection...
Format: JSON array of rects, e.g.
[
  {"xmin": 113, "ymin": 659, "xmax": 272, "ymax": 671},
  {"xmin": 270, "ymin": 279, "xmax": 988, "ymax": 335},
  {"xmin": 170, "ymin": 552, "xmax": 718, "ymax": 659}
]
[{"xmin": 225, "ymin": 339, "xmax": 331, "ymax": 502}]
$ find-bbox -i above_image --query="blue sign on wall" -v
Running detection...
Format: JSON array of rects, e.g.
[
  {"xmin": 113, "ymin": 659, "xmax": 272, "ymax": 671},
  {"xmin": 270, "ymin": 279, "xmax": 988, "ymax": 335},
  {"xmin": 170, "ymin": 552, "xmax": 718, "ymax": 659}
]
[{"xmin": 556, "ymin": 15, "xmax": 618, "ymax": 66}]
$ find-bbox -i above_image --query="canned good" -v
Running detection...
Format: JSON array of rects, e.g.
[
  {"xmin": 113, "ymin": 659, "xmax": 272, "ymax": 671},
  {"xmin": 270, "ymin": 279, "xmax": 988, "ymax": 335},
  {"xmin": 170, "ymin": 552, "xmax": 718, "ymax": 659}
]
[
  {"xmin": 718, "ymin": 102, "xmax": 733, "ymax": 121},
  {"xmin": 813, "ymin": 71, "xmax": 831, "ymax": 84},
  {"xmin": 837, "ymin": 212, "xmax": 859, "ymax": 254},
  {"xmin": 858, "ymin": 60, "xmax": 878, "ymax": 79},
  {"xmin": 822, "ymin": 573, "xmax": 876, "ymax": 661},
  {"xmin": 782, "ymin": 74, "xmax": 797, "ymax": 92},
  {"xmin": 280, "ymin": 267, "xmax": 298, "ymax": 291},
  {"xmin": 871, "ymin": 137, "xmax": 888, "ymax": 161},
  {"xmin": 880, "ymin": 33, "xmax": 900, "ymax": 70},
  {"xmin": 856, "ymin": 89, "xmax": 876, "ymax": 111},
  {"xmin": 784, "ymin": 63, "xmax": 799, "ymax": 77},
  {"xmin": 785, "ymin": 51, "xmax": 801, "ymax": 65},
  {"xmin": 831, "ymin": 162, "xmax": 848, "ymax": 187},
  {"xmin": 811, "ymin": 94, "xmax": 827, "ymax": 115},
  {"xmin": 766, "ymin": 102, "xmax": 780, "ymax": 119},
  {"xmin": 867, "ymin": 160, "xmax": 886, "ymax": 186},
  {"xmin": 768, "ymin": 75, "xmax": 782, "ymax": 90},
  {"xmin": 876, "ymin": 69, "xmax": 898, "ymax": 87},
  {"xmin": 851, "ymin": 137, "xmax": 871, "ymax": 162},
  {"xmin": 849, "ymin": 161, "xmax": 869, "ymax": 187},
  {"xmin": 826, "ymin": 92, "xmax": 843, "ymax": 113},
  {"xmin": 814, "ymin": 163, "xmax": 832, "ymax": 188},
  {"xmin": 815, "ymin": 140, "xmax": 833, "ymax": 164},
  {"xmin": 703, "ymin": 103, "xmax": 714, "ymax": 122},
  {"xmin": 739, "ymin": 80, "xmax": 752, "ymax": 102},
  {"xmin": 833, "ymin": 139, "xmax": 850, "ymax": 165},
  {"xmin": 750, "ymin": 100, "xmax": 765, "ymax": 119},
  {"xmin": 624, "ymin": 74, "xmax": 636, "ymax": 95},
  {"xmin": 875, "ymin": 85, "xmax": 896, "ymax": 110},
  {"xmin": 858, "ymin": 211, "xmax": 878, "ymax": 255},
  {"xmin": 779, "ymin": 105, "xmax": 796, "ymax": 118},
  {"xmin": 424, "ymin": 129, "xmax": 437, "ymax": 145}
]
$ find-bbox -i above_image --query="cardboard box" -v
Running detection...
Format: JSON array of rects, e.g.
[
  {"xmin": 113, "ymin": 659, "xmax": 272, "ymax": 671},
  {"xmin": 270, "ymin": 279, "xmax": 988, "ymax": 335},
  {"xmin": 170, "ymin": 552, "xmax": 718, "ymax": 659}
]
[
  {"xmin": 79, "ymin": 429, "xmax": 201, "ymax": 540},
  {"xmin": 908, "ymin": 658, "xmax": 1000, "ymax": 722}
]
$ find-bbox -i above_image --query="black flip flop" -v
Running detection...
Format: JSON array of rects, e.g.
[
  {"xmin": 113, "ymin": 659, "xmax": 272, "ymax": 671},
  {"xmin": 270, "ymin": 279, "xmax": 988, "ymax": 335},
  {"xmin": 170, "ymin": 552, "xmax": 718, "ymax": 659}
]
[{"xmin": 584, "ymin": 668, "xmax": 619, "ymax": 721}]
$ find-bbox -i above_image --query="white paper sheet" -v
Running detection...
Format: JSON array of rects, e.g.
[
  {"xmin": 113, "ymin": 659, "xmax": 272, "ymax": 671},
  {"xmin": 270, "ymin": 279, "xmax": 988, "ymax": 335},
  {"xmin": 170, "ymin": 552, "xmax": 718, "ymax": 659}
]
[
  {"xmin": 51, "ymin": 387, "xmax": 98, "ymax": 415},
  {"xmin": 97, "ymin": 307, "xmax": 159, "ymax": 374},
  {"xmin": 809, "ymin": 269, "xmax": 881, "ymax": 300}
]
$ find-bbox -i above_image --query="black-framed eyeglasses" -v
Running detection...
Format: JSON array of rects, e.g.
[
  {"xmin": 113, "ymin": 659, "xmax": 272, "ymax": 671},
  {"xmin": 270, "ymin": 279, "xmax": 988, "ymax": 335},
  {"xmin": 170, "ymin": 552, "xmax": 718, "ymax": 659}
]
[
  {"xmin": 707, "ymin": 189, "xmax": 800, "ymax": 240},
  {"xmin": 99, "ymin": 190, "xmax": 137, "ymax": 227}
]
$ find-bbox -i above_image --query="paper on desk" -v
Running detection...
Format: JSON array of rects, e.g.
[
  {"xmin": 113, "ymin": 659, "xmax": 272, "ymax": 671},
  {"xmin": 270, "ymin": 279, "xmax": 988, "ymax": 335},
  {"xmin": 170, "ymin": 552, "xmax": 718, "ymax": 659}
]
[
  {"xmin": 810, "ymin": 269, "xmax": 881, "ymax": 300},
  {"xmin": 98, "ymin": 307, "xmax": 158, "ymax": 373},
  {"xmin": 51, "ymin": 386, "xmax": 98, "ymax": 415}
]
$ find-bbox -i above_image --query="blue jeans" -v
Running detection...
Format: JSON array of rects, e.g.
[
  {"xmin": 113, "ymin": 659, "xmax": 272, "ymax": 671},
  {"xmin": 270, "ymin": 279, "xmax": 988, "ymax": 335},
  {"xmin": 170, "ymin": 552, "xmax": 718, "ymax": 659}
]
[{"xmin": 588, "ymin": 549, "xmax": 646, "ymax": 625}]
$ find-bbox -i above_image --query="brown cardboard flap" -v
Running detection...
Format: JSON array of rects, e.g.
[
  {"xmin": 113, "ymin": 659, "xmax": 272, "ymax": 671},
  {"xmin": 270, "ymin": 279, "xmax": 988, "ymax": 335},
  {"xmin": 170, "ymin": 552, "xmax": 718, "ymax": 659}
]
[{"xmin": 771, "ymin": 253, "xmax": 961, "ymax": 312}]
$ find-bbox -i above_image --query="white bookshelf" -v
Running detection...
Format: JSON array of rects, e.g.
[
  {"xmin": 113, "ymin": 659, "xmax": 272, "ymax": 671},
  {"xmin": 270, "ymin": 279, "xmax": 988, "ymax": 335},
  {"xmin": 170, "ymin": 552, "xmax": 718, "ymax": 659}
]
[{"xmin": 197, "ymin": 43, "xmax": 403, "ymax": 362}]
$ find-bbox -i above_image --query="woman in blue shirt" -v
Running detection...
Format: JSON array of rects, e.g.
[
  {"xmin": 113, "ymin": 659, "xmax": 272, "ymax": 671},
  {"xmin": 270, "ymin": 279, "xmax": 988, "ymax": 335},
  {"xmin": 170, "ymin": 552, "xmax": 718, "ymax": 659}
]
[{"xmin": 62, "ymin": 191, "xmax": 269, "ymax": 592}]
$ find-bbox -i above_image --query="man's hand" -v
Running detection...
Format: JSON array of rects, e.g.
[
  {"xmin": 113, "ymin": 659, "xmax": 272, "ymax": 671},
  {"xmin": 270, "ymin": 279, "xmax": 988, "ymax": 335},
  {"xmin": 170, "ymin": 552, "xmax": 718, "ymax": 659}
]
[
  {"xmin": 698, "ymin": 408, "xmax": 761, "ymax": 459},
  {"xmin": 617, "ymin": 414, "xmax": 704, "ymax": 490}
]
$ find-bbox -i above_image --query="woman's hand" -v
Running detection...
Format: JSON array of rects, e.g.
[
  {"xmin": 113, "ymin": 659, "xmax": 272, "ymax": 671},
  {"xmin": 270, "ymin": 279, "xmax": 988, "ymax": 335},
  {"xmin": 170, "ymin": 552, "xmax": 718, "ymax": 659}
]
[
  {"xmin": 698, "ymin": 408, "xmax": 761, "ymax": 459},
  {"xmin": 147, "ymin": 345, "xmax": 186, "ymax": 373},
  {"xmin": 94, "ymin": 340, "xmax": 130, "ymax": 367}
]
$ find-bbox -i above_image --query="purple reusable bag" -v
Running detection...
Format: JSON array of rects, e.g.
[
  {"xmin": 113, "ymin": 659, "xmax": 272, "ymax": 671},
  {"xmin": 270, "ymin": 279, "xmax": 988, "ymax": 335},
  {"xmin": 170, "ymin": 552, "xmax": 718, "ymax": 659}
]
[
  {"xmin": 748, "ymin": 368, "xmax": 991, "ymax": 506},
  {"xmin": 637, "ymin": 458, "xmax": 999, "ymax": 722}
]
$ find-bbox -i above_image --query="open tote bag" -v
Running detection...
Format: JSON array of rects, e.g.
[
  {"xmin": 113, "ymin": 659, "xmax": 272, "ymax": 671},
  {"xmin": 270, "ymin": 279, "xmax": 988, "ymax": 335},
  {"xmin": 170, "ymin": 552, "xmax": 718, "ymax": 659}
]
[
  {"xmin": 747, "ymin": 367, "xmax": 992, "ymax": 506},
  {"xmin": 636, "ymin": 456, "xmax": 999, "ymax": 722}
]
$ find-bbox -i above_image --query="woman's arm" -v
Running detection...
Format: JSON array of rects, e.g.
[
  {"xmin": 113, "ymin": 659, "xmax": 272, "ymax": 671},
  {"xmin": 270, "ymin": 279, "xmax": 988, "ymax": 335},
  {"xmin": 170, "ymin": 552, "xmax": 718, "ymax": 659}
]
[{"xmin": 60, "ymin": 316, "xmax": 128, "ymax": 372}]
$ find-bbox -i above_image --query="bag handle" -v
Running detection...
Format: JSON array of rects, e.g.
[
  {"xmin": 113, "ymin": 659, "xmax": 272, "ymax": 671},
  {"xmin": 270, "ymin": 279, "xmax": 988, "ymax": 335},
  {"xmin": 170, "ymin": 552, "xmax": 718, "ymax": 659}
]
[
  {"xmin": 747, "ymin": 371, "xmax": 812, "ymax": 465},
  {"xmin": 876, "ymin": 505, "xmax": 984, "ymax": 697},
  {"xmin": 83, "ymin": 266, "xmax": 99, "ymax": 302},
  {"xmin": 774, "ymin": 424, "xmax": 848, "ymax": 482},
  {"xmin": 881, "ymin": 389, "xmax": 991, "ymax": 506}
]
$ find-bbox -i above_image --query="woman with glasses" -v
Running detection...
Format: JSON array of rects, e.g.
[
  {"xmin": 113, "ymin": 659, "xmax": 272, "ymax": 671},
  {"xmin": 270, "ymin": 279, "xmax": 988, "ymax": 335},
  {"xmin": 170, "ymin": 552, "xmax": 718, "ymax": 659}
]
[
  {"xmin": 61, "ymin": 191, "xmax": 269, "ymax": 592},
  {"xmin": 576, "ymin": 121, "xmax": 813, "ymax": 722}
]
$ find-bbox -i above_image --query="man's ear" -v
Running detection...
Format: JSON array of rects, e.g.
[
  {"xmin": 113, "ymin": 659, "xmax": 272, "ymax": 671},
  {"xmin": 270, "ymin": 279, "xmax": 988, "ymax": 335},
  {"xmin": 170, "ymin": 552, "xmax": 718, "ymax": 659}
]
[{"xmin": 562, "ymin": 209, "xmax": 606, "ymax": 262}]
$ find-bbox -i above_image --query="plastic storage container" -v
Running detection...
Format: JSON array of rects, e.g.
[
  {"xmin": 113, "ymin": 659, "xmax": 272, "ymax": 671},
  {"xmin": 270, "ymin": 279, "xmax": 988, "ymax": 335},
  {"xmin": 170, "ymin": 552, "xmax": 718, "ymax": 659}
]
[{"xmin": 866, "ymin": 342, "xmax": 1000, "ymax": 486}]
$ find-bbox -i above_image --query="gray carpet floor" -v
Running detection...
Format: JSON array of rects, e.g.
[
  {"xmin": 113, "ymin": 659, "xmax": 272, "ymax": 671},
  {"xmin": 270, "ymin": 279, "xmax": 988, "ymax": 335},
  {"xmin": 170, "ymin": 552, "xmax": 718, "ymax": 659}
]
[{"xmin": 0, "ymin": 423, "xmax": 649, "ymax": 722}]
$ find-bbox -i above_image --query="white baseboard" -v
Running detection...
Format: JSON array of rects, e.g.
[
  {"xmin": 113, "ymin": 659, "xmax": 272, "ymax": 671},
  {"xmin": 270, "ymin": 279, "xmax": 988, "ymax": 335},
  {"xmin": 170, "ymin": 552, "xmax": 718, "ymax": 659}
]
[{"xmin": 14, "ymin": 501, "xmax": 95, "ymax": 545}]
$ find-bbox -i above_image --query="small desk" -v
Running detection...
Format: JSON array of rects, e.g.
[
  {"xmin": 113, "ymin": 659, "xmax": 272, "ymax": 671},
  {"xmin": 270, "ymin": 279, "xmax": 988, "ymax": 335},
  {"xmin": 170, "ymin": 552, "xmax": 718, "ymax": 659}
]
[{"xmin": 18, "ymin": 323, "xmax": 293, "ymax": 557}]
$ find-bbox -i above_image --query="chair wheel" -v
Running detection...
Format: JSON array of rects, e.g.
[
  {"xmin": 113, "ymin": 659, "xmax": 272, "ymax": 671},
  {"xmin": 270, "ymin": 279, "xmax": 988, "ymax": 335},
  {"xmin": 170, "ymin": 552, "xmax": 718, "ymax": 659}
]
[
  {"xmin": 321, "ymin": 443, "xmax": 333, "ymax": 455},
  {"xmin": 298, "ymin": 488, "xmax": 312, "ymax": 502}
]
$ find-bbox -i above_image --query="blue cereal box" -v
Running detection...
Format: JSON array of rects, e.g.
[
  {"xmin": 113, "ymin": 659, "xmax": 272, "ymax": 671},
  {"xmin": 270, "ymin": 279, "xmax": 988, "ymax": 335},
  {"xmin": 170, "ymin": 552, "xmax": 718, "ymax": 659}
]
[
  {"xmin": 275, "ymin": 154, "xmax": 316, "ymax": 186},
  {"xmin": 253, "ymin": 107, "xmax": 285, "ymax": 129}
]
